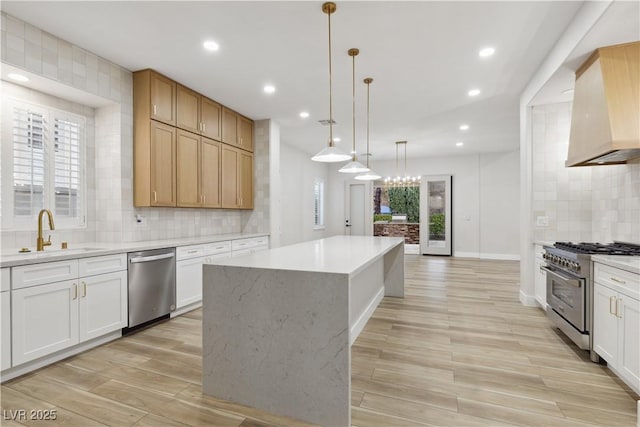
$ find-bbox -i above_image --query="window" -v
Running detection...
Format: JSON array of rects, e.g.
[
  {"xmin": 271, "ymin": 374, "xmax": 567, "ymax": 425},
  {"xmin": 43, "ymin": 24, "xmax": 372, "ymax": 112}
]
[
  {"xmin": 3, "ymin": 99, "xmax": 86, "ymax": 229},
  {"xmin": 313, "ymin": 179, "xmax": 324, "ymax": 229}
]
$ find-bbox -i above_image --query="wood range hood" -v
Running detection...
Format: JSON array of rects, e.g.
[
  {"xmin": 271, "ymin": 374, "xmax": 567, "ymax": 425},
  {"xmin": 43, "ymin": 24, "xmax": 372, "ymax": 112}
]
[{"xmin": 566, "ymin": 42, "xmax": 640, "ymax": 167}]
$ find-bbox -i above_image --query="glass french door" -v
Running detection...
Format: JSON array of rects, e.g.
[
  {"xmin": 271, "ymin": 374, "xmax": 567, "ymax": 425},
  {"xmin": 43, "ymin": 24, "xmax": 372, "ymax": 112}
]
[{"xmin": 419, "ymin": 175, "xmax": 452, "ymax": 255}]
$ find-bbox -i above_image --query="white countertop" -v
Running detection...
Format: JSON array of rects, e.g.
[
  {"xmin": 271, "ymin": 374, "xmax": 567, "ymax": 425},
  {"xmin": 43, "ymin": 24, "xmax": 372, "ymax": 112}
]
[
  {"xmin": 0, "ymin": 233, "xmax": 269, "ymax": 268},
  {"xmin": 591, "ymin": 255, "xmax": 640, "ymax": 275},
  {"xmin": 207, "ymin": 235, "xmax": 405, "ymax": 276}
]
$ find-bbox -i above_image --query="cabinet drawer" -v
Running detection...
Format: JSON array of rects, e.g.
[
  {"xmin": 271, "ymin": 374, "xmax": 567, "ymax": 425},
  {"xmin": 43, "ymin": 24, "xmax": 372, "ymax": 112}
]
[
  {"xmin": 12, "ymin": 260, "xmax": 79, "ymax": 290},
  {"xmin": 1, "ymin": 268, "xmax": 9, "ymax": 292},
  {"xmin": 232, "ymin": 236, "xmax": 269, "ymax": 251},
  {"xmin": 595, "ymin": 263, "xmax": 639, "ymax": 299},
  {"xmin": 177, "ymin": 245, "xmax": 206, "ymax": 261},
  {"xmin": 79, "ymin": 254, "xmax": 127, "ymax": 277},
  {"xmin": 252, "ymin": 245, "xmax": 269, "ymax": 254},
  {"xmin": 205, "ymin": 241, "xmax": 231, "ymax": 255},
  {"xmin": 231, "ymin": 249, "xmax": 252, "ymax": 258}
]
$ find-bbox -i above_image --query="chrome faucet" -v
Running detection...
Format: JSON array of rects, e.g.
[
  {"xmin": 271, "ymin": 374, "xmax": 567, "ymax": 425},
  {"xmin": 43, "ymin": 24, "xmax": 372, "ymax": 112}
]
[{"xmin": 37, "ymin": 209, "xmax": 55, "ymax": 251}]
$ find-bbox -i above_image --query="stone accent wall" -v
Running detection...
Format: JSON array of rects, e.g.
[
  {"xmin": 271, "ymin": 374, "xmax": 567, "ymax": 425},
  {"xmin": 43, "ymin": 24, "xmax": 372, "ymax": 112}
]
[{"xmin": 374, "ymin": 223, "xmax": 419, "ymax": 244}]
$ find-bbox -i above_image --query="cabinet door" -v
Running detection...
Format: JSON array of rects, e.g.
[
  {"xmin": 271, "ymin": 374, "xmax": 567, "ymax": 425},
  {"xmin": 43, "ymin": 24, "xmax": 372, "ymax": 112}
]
[
  {"xmin": 221, "ymin": 144, "xmax": 240, "ymax": 208},
  {"xmin": 593, "ymin": 283, "xmax": 618, "ymax": 366},
  {"xmin": 238, "ymin": 116, "xmax": 253, "ymax": 152},
  {"xmin": 1, "ymin": 291, "xmax": 11, "ymax": 370},
  {"xmin": 201, "ymin": 97, "xmax": 222, "ymax": 141},
  {"xmin": 12, "ymin": 280, "xmax": 79, "ymax": 366},
  {"xmin": 150, "ymin": 121, "xmax": 176, "ymax": 206},
  {"xmin": 222, "ymin": 108, "xmax": 238, "ymax": 146},
  {"xmin": 176, "ymin": 85, "xmax": 200, "ymax": 133},
  {"xmin": 201, "ymin": 138, "xmax": 221, "ymax": 208},
  {"xmin": 618, "ymin": 295, "xmax": 640, "ymax": 390},
  {"xmin": 150, "ymin": 72, "xmax": 176, "ymax": 125},
  {"xmin": 176, "ymin": 256, "xmax": 206, "ymax": 308},
  {"xmin": 239, "ymin": 151, "xmax": 253, "ymax": 209},
  {"xmin": 79, "ymin": 271, "xmax": 128, "ymax": 342},
  {"xmin": 177, "ymin": 130, "xmax": 201, "ymax": 207}
]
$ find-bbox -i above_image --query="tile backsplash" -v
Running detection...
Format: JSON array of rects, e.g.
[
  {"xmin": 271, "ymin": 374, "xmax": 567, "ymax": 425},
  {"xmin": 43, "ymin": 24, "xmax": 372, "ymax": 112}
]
[{"xmin": 532, "ymin": 102, "xmax": 640, "ymax": 244}]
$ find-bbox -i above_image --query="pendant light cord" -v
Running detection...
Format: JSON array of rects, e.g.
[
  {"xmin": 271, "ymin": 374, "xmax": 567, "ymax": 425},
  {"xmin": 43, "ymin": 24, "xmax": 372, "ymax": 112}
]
[
  {"xmin": 328, "ymin": 7, "xmax": 334, "ymax": 146},
  {"xmin": 365, "ymin": 80, "xmax": 370, "ymax": 168},
  {"xmin": 351, "ymin": 51, "xmax": 356, "ymax": 161}
]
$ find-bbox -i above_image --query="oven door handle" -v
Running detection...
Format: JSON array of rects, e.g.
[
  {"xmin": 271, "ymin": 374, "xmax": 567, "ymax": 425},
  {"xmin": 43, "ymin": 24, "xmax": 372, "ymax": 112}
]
[{"xmin": 541, "ymin": 266, "xmax": 582, "ymax": 288}]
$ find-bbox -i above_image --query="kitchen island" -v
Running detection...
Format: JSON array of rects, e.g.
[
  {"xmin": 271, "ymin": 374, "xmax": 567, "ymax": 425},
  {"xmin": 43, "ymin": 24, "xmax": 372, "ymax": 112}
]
[{"xmin": 202, "ymin": 235, "xmax": 404, "ymax": 426}]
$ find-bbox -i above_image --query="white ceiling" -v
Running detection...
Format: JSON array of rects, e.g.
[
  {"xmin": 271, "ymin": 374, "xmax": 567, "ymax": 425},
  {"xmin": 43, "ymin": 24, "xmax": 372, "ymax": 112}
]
[{"xmin": 2, "ymin": 1, "xmax": 588, "ymax": 160}]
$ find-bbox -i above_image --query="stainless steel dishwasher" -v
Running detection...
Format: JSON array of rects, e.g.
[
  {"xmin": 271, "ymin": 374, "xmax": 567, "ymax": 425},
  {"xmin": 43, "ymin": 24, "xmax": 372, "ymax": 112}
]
[{"xmin": 127, "ymin": 247, "xmax": 176, "ymax": 328}]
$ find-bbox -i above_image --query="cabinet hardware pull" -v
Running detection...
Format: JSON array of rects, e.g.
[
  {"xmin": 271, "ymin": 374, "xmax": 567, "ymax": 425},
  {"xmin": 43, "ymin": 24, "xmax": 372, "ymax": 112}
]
[
  {"xmin": 153, "ymin": 104, "xmax": 157, "ymax": 115},
  {"xmin": 202, "ymin": 123, "xmax": 206, "ymax": 132},
  {"xmin": 82, "ymin": 281, "xmax": 87, "ymax": 297},
  {"xmin": 203, "ymin": 195, "xmax": 206, "ymax": 204},
  {"xmin": 153, "ymin": 191, "xmax": 157, "ymax": 203},
  {"xmin": 240, "ymin": 137, "xmax": 243, "ymax": 145},
  {"xmin": 188, "ymin": 250, "xmax": 198, "ymax": 254},
  {"xmin": 610, "ymin": 277, "xmax": 626, "ymax": 284},
  {"xmin": 617, "ymin": 298, "xmax": 623, "ymax": 318},
  {"xmin": 73, "ymin": 284, "xmax": 77, "ymax": 300},
  {"xmin": 609, "ymin": 295, "xmax": 616, "ymax": 315}
]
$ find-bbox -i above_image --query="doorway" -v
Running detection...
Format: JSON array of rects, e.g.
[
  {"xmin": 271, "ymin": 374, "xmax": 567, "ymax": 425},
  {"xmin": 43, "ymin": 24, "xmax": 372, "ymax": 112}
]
[
  {"xmin": 345, "ymin": 181, "xmax": 370, "ymax": 235},
  {"xmin": 419, "ymin": 175, "xmax": 452, "ymax": 255}
]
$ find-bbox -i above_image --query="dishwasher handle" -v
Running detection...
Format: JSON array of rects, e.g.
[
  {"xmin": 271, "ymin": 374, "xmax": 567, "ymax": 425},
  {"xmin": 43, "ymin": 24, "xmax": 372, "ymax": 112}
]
[{"xmin": 129, "ymin": 252, "xmax": 175, "ymax": 264}]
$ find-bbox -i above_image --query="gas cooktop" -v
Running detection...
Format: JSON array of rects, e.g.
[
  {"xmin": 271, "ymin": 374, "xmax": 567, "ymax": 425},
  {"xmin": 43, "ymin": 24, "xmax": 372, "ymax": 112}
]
[{"xmin": 554, "ymin": 241, "xmax": 640, "ymax": 256}]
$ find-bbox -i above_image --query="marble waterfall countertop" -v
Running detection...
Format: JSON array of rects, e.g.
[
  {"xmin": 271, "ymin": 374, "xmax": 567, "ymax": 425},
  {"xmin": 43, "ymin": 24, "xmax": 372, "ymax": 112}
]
[
  {"xmin": 0, "ymin": 232, "xmax": 268, "ymax": 268},
  {"xmin": 591, "ymin": 255, "xmax": 640, "ymax": 275},
  {"xmin": 208, "ymin": 235, "xmax": 405, "ymax": 276}
]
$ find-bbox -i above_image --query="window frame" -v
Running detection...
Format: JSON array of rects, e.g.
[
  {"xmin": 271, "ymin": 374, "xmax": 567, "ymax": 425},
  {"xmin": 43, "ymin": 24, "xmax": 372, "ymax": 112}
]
[
  {"xmin": 313, "ymin": 179, "xmax": 325, "ymax": 230},
  {"xmin": 2, "ymin": 97, "xmax": 87, "ymax": 231}
]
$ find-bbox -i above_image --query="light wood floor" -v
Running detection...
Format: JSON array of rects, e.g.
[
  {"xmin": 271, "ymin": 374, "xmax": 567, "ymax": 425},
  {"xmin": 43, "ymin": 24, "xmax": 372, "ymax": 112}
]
[{"xmin": 2, "ymin": 256, "xmax": 638, "ymax": 426}]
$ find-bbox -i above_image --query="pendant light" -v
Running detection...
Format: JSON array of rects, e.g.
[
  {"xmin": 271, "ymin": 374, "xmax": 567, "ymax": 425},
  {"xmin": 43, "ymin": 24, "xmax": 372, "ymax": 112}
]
[
  {"xmin": 311, "ymin": 2, "xmax": 351, "ymax": 163},
  {"xmin": 339, "ymin": 48, "xmax": 369, "ymax": 173},
  {"xmin": 356, "ymin": 77, "xmax": 381, "ymax": 181}
]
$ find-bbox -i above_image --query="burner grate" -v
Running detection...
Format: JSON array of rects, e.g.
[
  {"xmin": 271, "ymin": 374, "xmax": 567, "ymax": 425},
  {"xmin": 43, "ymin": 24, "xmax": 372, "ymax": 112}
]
[{"xmin": 554, "ymin": 242, "xmax": 640, "ymax": 255}]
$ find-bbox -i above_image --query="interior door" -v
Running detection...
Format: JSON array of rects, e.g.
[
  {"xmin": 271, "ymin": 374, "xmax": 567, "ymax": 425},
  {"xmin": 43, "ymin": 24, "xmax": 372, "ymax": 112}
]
[
  {"xmin": 345, "ymin": 182, "xmax": 367, "ymax": 235},
  {"xmin": 419, "ymin": 175, "xmax": 452, "ymax": 255}
]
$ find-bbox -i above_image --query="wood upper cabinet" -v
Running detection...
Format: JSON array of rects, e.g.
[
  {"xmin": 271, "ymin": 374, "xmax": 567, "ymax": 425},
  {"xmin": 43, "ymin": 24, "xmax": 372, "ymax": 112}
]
[
  {"xmin": 221, "ymin": 145, "xmax": 253, "ymax": 209},
  {"xmin": 177, "ymin": 130, "xmax": 221, "ymax": 208},
  {"xmin": 150, "ymin": 122, "xmax": 177, "ymax": 206},
  {"xmin": 222, "ymin": 107, "xmax": 253, "ymax": 152},
  {"xmin": 145, "ymin": 70, "xmax": 176, "ymax": 126},
  {"xmin": 177, "ymin": 85, "xmax": 222, "ymax": 140}
]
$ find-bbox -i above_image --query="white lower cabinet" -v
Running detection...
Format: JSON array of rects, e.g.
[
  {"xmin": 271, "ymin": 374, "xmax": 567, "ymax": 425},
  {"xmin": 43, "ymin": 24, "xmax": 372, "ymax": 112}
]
[
  {"xmin": 533, "ymin": 245, "xmax": 546, "ymax": 309},
  {"xmin": 10, "ymin": 254, "xmax": 127, "ymax": 367},
  {"xmin": 593, "ymin": 262, "xmax": 639, "ymax": 393},
  {"xmin": 12, "ymin": 279, "xmax": 80, "ymax": 366},
  {"xmin": 176, "ymin": 256, "xmax": 208, "ymax": 309},
  {"xmin": 1, "ymin": 289, "xmax": 11, "ymax": 370},
  {"xmin": 79, "ymin": 270, "xmax": 128, "ymax": 342}
]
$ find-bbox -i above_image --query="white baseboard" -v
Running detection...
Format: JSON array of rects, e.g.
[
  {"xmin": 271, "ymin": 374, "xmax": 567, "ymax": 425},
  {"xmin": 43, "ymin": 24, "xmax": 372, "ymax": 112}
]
[
  {"xmin": 454, "ymin": 251, "xmax": 480, "ymax": 258},
  {"xmin": 1, "ymin": 331, "xmax": 121, "ymax": 383},
  {"xmin": 519, "ymin": 290, "xmax": 538, "ymax": 307},
  {"xmin": 480, "ymin": 253, "xmax": 521, "ymax": 261},
  {"xmin": 350, "ymin": 287, "xmax": 384, "ymax": 345},
  {"xmin": 171, "ymin": 301, "xmax": 202, "ymax": 317}
]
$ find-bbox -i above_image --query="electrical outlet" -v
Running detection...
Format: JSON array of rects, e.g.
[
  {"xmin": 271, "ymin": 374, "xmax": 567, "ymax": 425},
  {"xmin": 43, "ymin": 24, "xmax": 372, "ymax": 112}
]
[{"xmin": 536, "ymin": 216, "xmax": 549, "ymax": 227}]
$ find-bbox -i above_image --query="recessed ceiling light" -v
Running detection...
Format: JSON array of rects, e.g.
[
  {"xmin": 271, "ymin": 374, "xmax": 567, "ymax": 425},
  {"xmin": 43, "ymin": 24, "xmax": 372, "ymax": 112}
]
[
  {"xmin": 479, "ymin": 47, "xmax": 495, "ymax": 57},
  {"xmin": 459, "ymin": 124, "xmax": 469, "ymax": 131},
  {"xmin": 299, "ymin": 111, "xmax": 310, "ymax": 118},
  {"xmin": 456, "ymin": 142, "xmax": 464, "ymax": 147},
  {"xmin": 203, "ymin": 40, "xmax": 219, "ymax": 51},
  {"xmin": 8, "ymin": 73, "xmax": 29, "ymax": 82},
  {"xmin": 468, "ymin": 89, "xmax": 481, "ymax": 97},
  {"xmin": 333, "ymin": 137, "xmax": 341, "ymax": 142},
  {"xmin": 263, "ymin": 85, "xmax": 276, "ymax": 94}
]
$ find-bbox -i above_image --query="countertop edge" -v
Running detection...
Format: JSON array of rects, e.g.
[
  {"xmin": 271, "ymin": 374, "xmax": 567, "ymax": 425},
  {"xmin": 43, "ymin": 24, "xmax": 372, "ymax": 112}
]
[{"xmin": 591, "ymin": 255, "xmax": 640, "ymax": 275}]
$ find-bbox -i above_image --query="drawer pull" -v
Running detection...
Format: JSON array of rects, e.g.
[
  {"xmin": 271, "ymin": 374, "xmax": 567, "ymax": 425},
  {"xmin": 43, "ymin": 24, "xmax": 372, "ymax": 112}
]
[
  {"xmin": 188, "ymin": 250, "xmax": 199, "ymax": 254},
  {"xmin": 610, "ymin": 277, "xmax": 626, "ymax": 284},
  {"xmin": 609, "ymin": 296, "xmax": 616, "ymax": 315},
  {"xmin": 216, "ymin": 246, "xmax": 225, "ymax": 250},
  {"xmin": 72, "ymin": 283, "xmax": 78, "ymax": 300},
  {"xmin": 82, "ymin": 281, "xmax": 87, "ymax": 297}
]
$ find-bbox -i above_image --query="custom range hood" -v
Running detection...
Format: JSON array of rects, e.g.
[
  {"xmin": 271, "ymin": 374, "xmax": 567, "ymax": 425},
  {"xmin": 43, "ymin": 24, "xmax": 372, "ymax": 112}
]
[{"xmin": 566, "ymin": 42, "xmax": 639, "ymax": 167}]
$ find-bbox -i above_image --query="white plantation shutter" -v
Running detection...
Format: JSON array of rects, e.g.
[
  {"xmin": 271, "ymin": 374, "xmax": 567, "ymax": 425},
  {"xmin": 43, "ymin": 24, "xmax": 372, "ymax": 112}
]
[
  {"xmin": 314, "ymin": 180, "xmax": 324, "ymax": 228},
  {"xmin": 12, "ymin": 107, "xmax": 46, "ymax": 216},
  {"xmin": 3, "ymin": 99, "xmax": 86, "ymax": 229},
  {"xmin": 53, "ymin": 116, "xmax": 82, "ymax": 218}
]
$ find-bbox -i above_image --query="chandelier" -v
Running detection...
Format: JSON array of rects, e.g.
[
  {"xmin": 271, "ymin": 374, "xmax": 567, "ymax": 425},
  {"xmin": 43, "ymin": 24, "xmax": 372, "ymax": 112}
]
[{"xmin": 384, "ymin": 141, "xmax": 421, "ymax": 188}]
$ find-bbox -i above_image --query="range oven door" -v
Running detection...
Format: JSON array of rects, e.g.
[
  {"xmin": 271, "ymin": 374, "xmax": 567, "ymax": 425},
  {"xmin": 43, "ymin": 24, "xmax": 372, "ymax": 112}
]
[{"xmin": 544, "ymin": 266, "xmax": 586, "ymax": 332}]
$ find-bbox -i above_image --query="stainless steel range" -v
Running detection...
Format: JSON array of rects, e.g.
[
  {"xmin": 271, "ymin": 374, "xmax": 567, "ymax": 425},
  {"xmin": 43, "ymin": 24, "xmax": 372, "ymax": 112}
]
[{"xmin": 542, "ymin": 242, "xmax": 640, "ymax": 362}]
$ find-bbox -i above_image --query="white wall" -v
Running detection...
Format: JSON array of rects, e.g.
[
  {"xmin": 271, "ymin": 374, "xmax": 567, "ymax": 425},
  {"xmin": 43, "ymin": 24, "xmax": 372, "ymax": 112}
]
[
  {"xmin": 279, "ymin": 142, "xmax": 330, "ymax": 246},
  {"xmin": 327, "ymin": 151, "xmax": 520, "ymax": 259}
]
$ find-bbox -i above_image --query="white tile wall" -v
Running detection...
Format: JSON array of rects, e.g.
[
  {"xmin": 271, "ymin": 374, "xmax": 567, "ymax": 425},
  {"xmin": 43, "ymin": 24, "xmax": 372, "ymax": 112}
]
[
  {"xmin": 532, "ymin": 102, "xmax": 640, "ymax": 244},
  {"xmin": 2, "ymin": 12, "xmax": 270, "ymax": 248}
]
